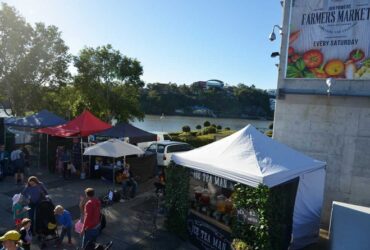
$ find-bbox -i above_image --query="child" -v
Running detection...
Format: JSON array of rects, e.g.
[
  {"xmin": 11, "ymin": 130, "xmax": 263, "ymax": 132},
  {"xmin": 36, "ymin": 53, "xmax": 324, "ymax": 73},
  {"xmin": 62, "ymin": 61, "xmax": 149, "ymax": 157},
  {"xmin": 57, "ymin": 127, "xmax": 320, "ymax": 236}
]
[
  {"xmin": 54, "ymin": 205, "xmax": 73, "ymax": 245},
  {"xmin": 20, "ymin": 218, "xmax": 32, "ymax": 250},
  {"xmin": 12, "ymin": 193, "xmax": 28, "ymax": 230}
]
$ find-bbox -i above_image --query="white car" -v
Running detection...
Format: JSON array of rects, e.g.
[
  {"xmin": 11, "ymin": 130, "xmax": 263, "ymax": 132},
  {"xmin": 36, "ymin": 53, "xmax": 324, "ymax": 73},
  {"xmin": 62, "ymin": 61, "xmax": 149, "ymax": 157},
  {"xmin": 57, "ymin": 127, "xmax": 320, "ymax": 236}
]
[{"xmin": 145, "ymin": 141, "xmax": 193, "ymax": 167}]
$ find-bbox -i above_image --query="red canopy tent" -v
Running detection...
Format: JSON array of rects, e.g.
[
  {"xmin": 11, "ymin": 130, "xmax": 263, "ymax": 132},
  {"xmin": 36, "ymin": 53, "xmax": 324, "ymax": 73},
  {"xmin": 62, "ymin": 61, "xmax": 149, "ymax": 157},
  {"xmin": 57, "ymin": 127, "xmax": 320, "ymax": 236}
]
[{"xmin": 36, "ymin": 110, "xmax": 112, "ymax": 137}]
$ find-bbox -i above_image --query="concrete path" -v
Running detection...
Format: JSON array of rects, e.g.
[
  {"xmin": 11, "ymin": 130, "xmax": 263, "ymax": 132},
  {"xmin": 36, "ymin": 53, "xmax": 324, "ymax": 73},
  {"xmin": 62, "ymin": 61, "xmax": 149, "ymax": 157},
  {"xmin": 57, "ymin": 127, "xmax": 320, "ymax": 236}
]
[{"xmin": 0, "ymin": 167, "xmax": 198, "ymax": 250}]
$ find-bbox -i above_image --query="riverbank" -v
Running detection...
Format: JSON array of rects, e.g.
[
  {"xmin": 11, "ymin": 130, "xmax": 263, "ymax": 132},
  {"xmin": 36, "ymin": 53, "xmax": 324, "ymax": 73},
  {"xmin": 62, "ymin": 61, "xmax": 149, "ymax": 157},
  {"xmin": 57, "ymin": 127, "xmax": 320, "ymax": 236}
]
[
  {"xmin": 132, "ymin": 115, "xmax": 272, "ymax": 133},
  {"xmin": 145, "ymin": 112, "xmax": 273, "ymax": 121}
]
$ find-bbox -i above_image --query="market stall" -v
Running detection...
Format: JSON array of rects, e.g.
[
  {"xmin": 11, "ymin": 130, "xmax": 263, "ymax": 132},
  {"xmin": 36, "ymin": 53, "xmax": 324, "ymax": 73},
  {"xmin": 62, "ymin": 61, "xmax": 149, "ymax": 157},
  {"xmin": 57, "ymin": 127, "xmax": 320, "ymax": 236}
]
[
  {"xmin": 36, "ymin": 110, "xmax": 112, "ymax": 173},
  {"xmin": 4, "ymin": 109, "xmax": 67, "ymax": 168},
  {"xmin": 169, "ymin": 125, "xmax": 326, "ymax": 250},
  {"xmin": 83, "ymin": 139, "xmax": 144, "ymax": 189}
]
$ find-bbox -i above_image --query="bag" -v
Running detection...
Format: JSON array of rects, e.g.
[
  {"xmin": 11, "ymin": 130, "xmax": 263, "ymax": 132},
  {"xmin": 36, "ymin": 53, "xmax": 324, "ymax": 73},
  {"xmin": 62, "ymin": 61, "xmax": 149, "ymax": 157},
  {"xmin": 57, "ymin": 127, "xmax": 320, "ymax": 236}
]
[
  {"xmin": 74, "ymin": 219, "xmax": 83, "ymax": 234},
  {"xmin": 112, "ymin": 190, "xmax": 121, "ymax": 202},
  {"xmin": 70, "ymin": 164, "xmax": 77, "ymax": 174}
]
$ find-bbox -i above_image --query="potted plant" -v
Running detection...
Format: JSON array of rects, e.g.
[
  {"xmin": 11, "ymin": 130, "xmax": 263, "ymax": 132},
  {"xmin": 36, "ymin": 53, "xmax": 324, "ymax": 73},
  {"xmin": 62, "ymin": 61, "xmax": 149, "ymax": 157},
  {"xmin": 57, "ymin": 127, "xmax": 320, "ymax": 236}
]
[{"xmin": 231, "ymin": 239, "xmax": 250, "ymax": 250}]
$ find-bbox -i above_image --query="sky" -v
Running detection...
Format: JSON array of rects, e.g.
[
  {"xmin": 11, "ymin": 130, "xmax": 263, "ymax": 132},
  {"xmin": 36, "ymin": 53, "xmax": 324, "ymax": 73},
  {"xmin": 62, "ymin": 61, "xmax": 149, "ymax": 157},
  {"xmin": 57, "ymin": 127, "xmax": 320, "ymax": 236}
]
[{"xmin": 2, "ymin": 0, "xmax": 283, "ymax": 89}]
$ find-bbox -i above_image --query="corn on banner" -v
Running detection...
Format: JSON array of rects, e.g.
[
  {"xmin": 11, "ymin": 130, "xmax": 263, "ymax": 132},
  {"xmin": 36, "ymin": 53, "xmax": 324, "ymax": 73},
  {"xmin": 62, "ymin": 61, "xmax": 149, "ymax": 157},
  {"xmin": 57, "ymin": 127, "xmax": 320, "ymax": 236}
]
[{"xmin": 286, "ymin": 0, "xmax": 370, "ymax": 79}]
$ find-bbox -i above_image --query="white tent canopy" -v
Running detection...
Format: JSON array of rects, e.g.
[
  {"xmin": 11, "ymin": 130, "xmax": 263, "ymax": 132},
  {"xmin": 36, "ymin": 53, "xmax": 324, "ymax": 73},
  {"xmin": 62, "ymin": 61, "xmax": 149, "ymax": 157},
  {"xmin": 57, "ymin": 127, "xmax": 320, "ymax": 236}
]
[
  {"xmin": 171, "ymin": 125, "xmax": 326, "ymax": 249},
  {"xmin": 83, "ymin": 138, "xmax": 144, "ymax": 158}
]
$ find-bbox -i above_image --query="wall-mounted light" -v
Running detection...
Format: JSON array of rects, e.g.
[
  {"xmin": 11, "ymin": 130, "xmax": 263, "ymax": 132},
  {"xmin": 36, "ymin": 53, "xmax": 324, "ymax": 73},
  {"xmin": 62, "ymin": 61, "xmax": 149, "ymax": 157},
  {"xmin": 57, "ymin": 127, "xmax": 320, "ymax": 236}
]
[
  {"xmin": 271, "ymin": 52, "xmax": 280, "ymax": 58},
  {"xmin": 326, "ymin": 78, "xmax": 333, "ymax": 96},
  {"xmin": 280, "ymin": 0, "xmax": 284, "ymax": 7},
  {"xmin": 269, "ymin": 25, "xmax": 283, "ymax": 41}
]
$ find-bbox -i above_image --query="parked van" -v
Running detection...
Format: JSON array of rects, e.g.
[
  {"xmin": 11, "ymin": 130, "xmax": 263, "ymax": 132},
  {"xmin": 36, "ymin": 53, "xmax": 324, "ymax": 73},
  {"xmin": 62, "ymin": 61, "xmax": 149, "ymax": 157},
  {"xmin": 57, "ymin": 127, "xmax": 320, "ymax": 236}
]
[{"xmin": 144, "ymin": 141, "xmax": 193, "ymax": 167}]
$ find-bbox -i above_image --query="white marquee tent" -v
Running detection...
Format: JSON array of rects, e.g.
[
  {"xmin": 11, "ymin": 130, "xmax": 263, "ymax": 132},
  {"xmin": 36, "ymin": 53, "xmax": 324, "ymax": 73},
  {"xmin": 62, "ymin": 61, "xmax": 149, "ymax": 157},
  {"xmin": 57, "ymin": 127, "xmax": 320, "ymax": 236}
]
[{"xmin": 171, "ymin": 125, "xmax": 326, "ymax": 249}]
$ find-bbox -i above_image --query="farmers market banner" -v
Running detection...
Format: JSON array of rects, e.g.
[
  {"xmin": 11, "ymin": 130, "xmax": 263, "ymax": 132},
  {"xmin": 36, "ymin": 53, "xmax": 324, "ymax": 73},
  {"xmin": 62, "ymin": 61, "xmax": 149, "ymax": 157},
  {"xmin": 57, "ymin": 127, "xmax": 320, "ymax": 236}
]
[{"xmin": 287, "ymin": 0, "xmax": 370, "ymax": 79}]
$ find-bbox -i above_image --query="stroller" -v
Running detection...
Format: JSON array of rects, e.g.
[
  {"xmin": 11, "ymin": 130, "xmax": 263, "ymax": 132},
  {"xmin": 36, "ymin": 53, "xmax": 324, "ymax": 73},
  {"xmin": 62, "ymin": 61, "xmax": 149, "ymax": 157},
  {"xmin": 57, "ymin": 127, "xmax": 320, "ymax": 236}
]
[{"xmin": 35, "ymin": 198, "xmax": 60, "ymax": 248}]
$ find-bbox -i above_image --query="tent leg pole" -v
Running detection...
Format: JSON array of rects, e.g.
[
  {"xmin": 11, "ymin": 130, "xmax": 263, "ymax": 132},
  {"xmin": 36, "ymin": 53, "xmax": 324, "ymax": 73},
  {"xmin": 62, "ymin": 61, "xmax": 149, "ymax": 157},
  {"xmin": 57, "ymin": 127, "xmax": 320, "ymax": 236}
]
[
  {"xmin": 113, "ymin": 158, "xmax": 115, "ymax": 191},
  {"xmin": 38, "ymin": 134, "xmax": 41, "ymax": 169},
  {"xmin": 88, "ymin": 136, "xmax": 91, "ymax": 178},
  {"xmin": 80, "ymin": 137, "xmax": 84, "ymax": 177},
  {"xmin": 3, "ymin": 123, "xmax": 6, "ymax": 149},
  {"xmin": 46, "ymin": 135, "xmax": 49, "ymax": 171}
]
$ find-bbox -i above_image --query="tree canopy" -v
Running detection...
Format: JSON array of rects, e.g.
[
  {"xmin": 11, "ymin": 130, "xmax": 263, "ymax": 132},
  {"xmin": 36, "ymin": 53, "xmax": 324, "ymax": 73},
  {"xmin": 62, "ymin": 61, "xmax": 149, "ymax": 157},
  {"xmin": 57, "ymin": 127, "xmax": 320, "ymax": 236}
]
[
  {"xmin": 73, "ymin": 45, "xmax": 144, "ymax": 122},
  {"xmin": 0, "ymin": 4, "xmax": 273, "ymax": 122},
  {"xmin": 0, "ymin": 3, "xmax": 70, "ymax": 115}
]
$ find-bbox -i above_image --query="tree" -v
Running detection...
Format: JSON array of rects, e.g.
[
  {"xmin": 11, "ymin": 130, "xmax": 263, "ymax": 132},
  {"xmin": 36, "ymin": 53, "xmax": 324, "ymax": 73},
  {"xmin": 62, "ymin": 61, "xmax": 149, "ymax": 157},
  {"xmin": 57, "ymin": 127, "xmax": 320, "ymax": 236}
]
[
  {"xmin": 0, "ymin": 3, "xmax": 71, "ymax": 115},
  {"xmin": 73, "ymin": 44, "xmax": 144, "ymax": 122},
  {"xmin": 204, "ymin": 121, "xmax": 210, "ymax": 127},
  {"xmin": 182, "ymin": 125, "xmax": 191, "ymax": 133}
]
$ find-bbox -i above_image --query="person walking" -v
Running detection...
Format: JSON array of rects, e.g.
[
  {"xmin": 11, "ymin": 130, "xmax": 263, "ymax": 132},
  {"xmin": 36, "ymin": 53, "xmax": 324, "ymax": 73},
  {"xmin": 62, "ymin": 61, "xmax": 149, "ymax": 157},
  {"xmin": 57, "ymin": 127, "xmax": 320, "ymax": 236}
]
[
  {"xmin": 0, "ymin": 230, "xmax": 23, "ymax": 250},
  {"xmin": 10, "ymin": 147, "xmax": 25, "ymax": 185},
  {"xmin": 121, "ymin": 163, "xmax": 137, "ymax": 200},
  {"xmin": 19, "ymin": 218, "xmax": 32, "ymax": 250},
  {"xmin": 21, "ymin": 176, "xmax": 48, "ymax": 233},
  {"xmin": 54, "ymin": 205, "xmax": 73, "ymax": 246},
  {"xmin": 0, "ymin": 144, "xmax": 7, "ymax": 180},
  {"xmin": 81, "ymin": 188, "xmax": 101, "ymax": 248},
  {"xmin": 21, "ymin": 146, "xmax": 30, "ymax": 176},
  {"xmin": 61, "ymin": 149, "xmax": 72, "ymax": 180}
]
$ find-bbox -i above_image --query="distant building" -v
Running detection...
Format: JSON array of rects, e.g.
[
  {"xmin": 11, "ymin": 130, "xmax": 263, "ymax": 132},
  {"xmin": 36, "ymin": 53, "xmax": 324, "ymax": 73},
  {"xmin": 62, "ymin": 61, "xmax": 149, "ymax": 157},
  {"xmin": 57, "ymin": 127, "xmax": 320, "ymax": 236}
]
[
  {"xmin": 191, "ymin": 106, "xmax": 216, "ymax": 117},
  {"xmin": 192, "ymin": 79, "xmax": 225, "ymax": 90},
  {"xmin": 206, "ymin": 79, "xmax": 224, "ymax": 89}
]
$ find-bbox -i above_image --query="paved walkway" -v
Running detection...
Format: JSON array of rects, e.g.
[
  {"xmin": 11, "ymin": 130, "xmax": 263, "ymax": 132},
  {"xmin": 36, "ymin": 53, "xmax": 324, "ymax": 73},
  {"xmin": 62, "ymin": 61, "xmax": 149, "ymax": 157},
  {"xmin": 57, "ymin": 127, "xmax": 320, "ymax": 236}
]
[{"xmin": 0, "ymin": 167, "xmax": 197, "ymax": 250}]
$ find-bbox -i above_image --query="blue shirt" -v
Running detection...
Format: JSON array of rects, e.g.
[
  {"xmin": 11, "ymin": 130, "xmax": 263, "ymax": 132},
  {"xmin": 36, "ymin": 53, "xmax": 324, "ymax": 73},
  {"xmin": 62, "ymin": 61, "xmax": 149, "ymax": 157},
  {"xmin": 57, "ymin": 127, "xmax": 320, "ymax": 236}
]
[
  {"xmin": 56, "ymin": 210, "xmax": 72, "ymax": 228},
  {"xmin": 22, "ymin": 183, "xmax": 47, "ymax": 204}
]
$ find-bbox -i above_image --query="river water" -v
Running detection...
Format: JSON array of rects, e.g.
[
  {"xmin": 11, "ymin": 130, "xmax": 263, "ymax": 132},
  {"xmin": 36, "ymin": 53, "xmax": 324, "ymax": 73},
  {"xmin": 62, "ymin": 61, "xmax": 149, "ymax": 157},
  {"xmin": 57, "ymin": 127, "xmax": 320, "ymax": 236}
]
[{"xmin": 132, "ymin": 115, "xmax": 271, "ymax": 133}]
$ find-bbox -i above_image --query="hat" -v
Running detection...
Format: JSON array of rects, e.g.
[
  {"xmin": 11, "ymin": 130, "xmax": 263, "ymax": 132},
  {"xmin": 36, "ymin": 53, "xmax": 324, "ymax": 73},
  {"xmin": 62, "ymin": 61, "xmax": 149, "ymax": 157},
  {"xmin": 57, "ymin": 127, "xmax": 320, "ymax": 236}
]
[
  {"xmin": 21, "ymin": 218, "xmax": 31, "ymax": 226},
  {"xmin": 0, "ymin": 230, "xmax": 20, "ymax": 241},
  {"xmin": 12, "ymin": 194, "xmax": 21, "ymax": 206}
]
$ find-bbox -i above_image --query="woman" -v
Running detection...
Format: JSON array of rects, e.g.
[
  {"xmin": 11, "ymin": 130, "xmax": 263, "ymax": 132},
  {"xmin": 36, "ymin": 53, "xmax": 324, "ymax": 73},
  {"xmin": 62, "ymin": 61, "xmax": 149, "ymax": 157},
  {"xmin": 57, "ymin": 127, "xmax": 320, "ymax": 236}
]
[
  {"xmin": 22, "ymin": 176, "xmax": 48, "ymax": 233},
  {"xmin": 0, "ymin": 230, "xmax": 23, "ymax": 250}
]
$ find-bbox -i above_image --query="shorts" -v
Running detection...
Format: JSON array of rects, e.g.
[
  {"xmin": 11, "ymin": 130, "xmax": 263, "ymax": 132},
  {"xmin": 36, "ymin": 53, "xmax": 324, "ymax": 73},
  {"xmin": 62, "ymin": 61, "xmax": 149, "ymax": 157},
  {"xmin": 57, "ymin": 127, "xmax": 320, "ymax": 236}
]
[{"xmin": 13, "ymin": 165, "xmax": 25, "ymax": 174}]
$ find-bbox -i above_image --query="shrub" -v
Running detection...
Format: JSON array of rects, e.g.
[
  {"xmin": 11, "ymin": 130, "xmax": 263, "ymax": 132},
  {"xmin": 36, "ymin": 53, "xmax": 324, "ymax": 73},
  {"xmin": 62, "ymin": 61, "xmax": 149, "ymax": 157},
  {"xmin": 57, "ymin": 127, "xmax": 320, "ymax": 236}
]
[
  {"xmin": 268, "ymin": 122, "xmax": 274, "ymax": 130},
  {"xmin": 190, "ymin": 131, "xmax": 197, "ymax": 136},
  {"xmin": 203, "ymin": 121, "xmax": 210, "ymax": 127},
  {"xmin": 203, "ymin": 126, "xmax": 217, "ymax": 134},
  {"xmin": 225, "ymin": 127, "xmax": 231, "ymax": 131},
  {"xmin": 265, "ymin": 130, "xmax": 273, "ymax": 137},
  {"xmin": 217, "ymin": 125, "xmax": 222, "ymax": 130},
  {"xmin": 196, "ymin": 125, "xmax": 202, "ymax": 130},
  {"xmin": 182, "ymin": 125, "xmax": 191, "ymax": 133}
]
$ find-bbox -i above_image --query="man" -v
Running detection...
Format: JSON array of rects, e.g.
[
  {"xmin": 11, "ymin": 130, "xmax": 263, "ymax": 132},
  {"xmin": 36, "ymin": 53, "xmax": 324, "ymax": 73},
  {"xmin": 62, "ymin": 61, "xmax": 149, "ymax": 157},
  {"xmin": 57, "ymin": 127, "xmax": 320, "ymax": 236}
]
[
  {"xmin": 10, "ymin": 146, "xmax": 24, "ymax": 184},
  {"xmin": 0, "ymin": 145, "xmax": 6, "ymax": 180},
  {"xmin": 81, "ymin": 188, "xmax": 101, "ymax": 248},
  {"xmin": 121, "ymin": 163, "xmax": 137, "ymax": 200},
  {"xmin": 0, "ymin": 230, "xmax": 23, "ymax": 250}
]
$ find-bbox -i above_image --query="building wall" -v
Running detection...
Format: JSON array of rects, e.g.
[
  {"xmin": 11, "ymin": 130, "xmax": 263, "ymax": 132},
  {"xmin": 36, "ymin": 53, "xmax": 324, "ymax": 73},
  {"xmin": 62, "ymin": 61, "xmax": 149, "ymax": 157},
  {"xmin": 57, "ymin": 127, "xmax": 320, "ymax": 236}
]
[{"xmin": 273, "ymin": 0, "xmax": 370, "ymax": 227}]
